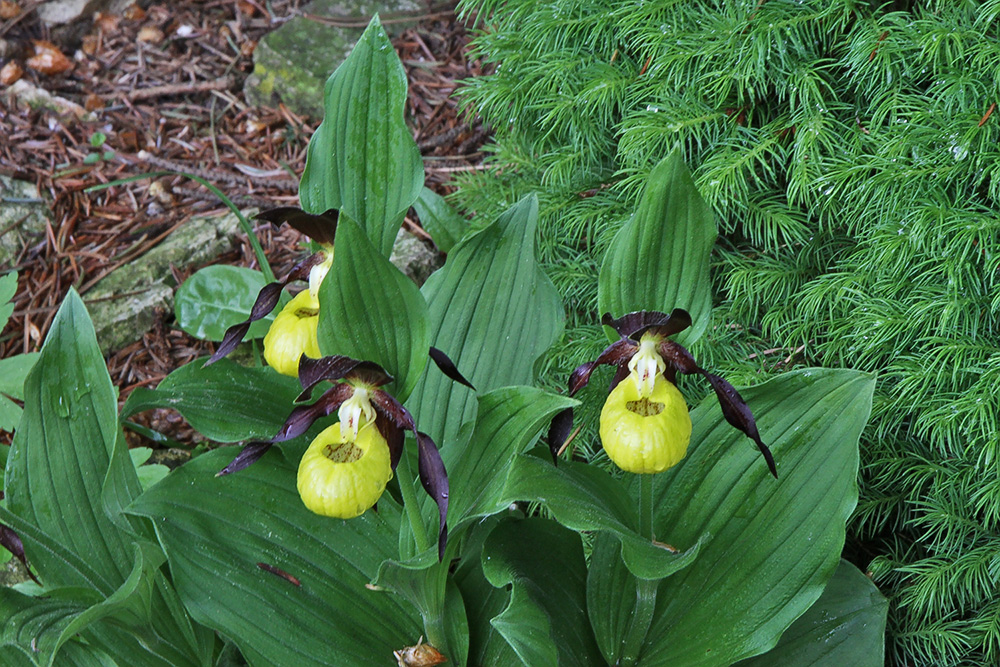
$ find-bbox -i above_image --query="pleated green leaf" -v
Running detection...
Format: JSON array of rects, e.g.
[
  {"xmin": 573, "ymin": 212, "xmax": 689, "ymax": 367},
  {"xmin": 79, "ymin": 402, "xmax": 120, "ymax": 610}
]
[
  {"xmin": 478, "ymin": 517, "xmax": 604, "ymax": 666},
  {"xmin": 121, "ymin": 358, "xmax": 302, "ymax": 443},
  {"xmin": 317, "ymin": 216, "xmax": 430, "ymax": 401},
  {"xmin": 298, "ymin": 15, "xmax": 423, "ymax": 257},
  {"xmin": 4, "ymin": 289, "xmax": 131, "ymax": 592},
  {"xmin": 500, "ymin": 453, "xmax": 703, "ymax": 580},
  {"xmin": 738, "ymin": 559, "xmax": 888, "ymax": 667},
  {"xmin": 412, "ymin": 187, "xmax": 469, "ymax": 253},
  {"xmin": 406, "ymin": 195, "xmax": 564, "ymax": 447},
  {"xmin": 597, "ymin": 150, "xmax": 716, "ymax": 346},
  {"xmin": 445, "ymin": 386, "xmax": 577, "ymax": 529},
  {"xmin": 174, "ymin": 265, "xmax": 275, "ymax": 341},
  {"xmin": 631, "ymin": 368, "xmax": 874, "ymax": 665},
  {"xmin": 127, "ymin": 447, "xmax": 423, "ymax": 667}
]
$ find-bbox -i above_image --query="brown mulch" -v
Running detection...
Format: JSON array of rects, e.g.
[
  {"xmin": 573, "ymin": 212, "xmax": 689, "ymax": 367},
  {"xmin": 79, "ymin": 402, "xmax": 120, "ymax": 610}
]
[{"xmin": 0, "ymin": 0, "xmax": 488, "ymax": 445}]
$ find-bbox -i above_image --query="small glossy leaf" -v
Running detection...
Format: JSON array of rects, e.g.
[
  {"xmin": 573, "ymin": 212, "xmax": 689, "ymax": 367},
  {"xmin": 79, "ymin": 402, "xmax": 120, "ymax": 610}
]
[
  {"xmin": 636, "ymin": 369, "xmax": 875, "ymax": 665},
  {"xmin": 174, "ymin": 265, "xmax": 275, "ymax": 341},
  {"xmin": 407, "ymin": 195, "xmax": 564, "ymax": 447},
  {"xmin": 121, "ymin": 358, "xmax": 302, "ymax": 442},
  {"xmin": 598, "ymin": 150, "xmax": 717, "ymax": 346},
  {"xmin": 317, "ymin": 216, "xmax": 430, "ymax": 401},
  {"xmin": 738, "ymin": 560, "xmax": 888, "ymax": 667},
  {"xmin": 127, "ymin": 448, "xmax": 422, "ymax": 667},
  {"xmin": 479, "ymin": 517, "xmax": 604, "ymax": 666},
  {"xmin": 0, "ymin": 354, "xmax": 39, "ymax": 433},
  {"xmin": 412, "ymin": 187, "xmax": 469, "ymax": 253},
  {"xmin": 299, "ymin": 15, "xmax": 423, "ymax": 257}
]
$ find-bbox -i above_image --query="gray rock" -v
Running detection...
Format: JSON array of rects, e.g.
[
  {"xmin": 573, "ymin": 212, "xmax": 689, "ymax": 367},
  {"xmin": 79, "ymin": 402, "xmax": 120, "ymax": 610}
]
[
  {"xmin": 0, "ymin": 176, "xmax": 51, "ymax": 271},
  {"xmin": 244, "ymin": 0, "xmax": 421, "ymax": 116},
  {"xmin": 390, "ymin": 227, "xmax": 441, "ymax": 286},
  {"xmin": 86, "ymin": 210, "xmax": 242, "ymax": 353},
  {"xmin": 36, "ymin": 0, "xmax": 134, "ymax": 44},
  {"xmin": 0, "ymin": 556, "xmax": 32, "ymax": 588}
]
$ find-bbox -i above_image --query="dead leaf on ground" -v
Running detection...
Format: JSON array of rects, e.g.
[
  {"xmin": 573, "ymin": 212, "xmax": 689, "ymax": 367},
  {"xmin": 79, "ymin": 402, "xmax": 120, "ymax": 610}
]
[
  {"xmin": 26, "ymin": 40, "xmax": 73, "ymax": 76},
  {"xmin": 123, "ymin": 2, "xmax": 145, "ymax": 20},
  {"xmin": 0, "ymin": 61, "xmax": 23, "ymax": 85},
  {"xmin": 137, "ymin": 25, "xmax": 165, "ymax": 43},
  {"xmin": 0, "ymin": 0, "xmax": 19, "ymax": 19}
]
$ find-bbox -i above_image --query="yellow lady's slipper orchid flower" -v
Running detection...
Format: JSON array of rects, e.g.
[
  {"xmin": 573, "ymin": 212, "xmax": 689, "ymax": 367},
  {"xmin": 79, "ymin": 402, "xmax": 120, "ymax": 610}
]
[
  {"xmin": 567, "ymin": 309, "xmax": 777, "ymax": 478},
  {"xmin": 600, "ymin": 374, "xmax": 691, "ymax": 474},
  {"xmin": 205, "ymin": 206, "xmax": 339, "ymax": 367},
  {"xmin": 218, "ymin": 354, "xmax": 464, "ymax": 560},
  {"xmin": 297, "ymin": 419, "xmax": 393, "ymax": 519},
  {"xmin": 263, "ymin": 290, "xmax": 321, "ymax": 377}
]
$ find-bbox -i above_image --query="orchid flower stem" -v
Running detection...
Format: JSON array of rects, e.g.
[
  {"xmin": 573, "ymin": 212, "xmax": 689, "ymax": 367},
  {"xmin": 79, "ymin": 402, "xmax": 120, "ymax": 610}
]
[
  {"xmin": 620, "ymin": 474, "xmax": 658, "ymax": 666},
  {"xmin": 397, "ymin": 450, "xmax": 431, "ymax": 554}
]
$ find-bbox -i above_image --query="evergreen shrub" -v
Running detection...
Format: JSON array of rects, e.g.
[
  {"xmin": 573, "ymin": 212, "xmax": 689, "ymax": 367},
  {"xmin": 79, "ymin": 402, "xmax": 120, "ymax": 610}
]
[{"xmin": 453, "ymin": 1, "xmax": 1000, "ymax": 665}]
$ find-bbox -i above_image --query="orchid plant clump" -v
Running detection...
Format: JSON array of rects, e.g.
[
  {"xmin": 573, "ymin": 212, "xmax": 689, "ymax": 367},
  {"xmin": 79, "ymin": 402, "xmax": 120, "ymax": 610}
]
[{"xmin": 0, "ymin": 15, "xmax": 887, "ymax": 667}]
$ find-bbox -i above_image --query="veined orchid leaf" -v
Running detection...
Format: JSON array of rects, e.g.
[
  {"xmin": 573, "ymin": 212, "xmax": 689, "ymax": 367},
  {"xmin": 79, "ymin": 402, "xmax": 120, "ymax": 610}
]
[
  {"xmin": 127, "ymin": 447, "xmax": 421, "ymax": 666},
  {"xmin": 598, "ymin": 149, "xmax": 716, "ymax": 347},
  {"xmin": 407, "ymin": 195, "xmax": 564, "ymax": 448},
  {"xmin": 412, "ymin": 187, "xmax": 469, "ymax": 253},
  {"xmin": 737, "ymin": 559, "xmax": 888, "ymax": 667},
  {"xmin": 317, "ymin": 215, "xmax": 430, "ymax": 401},
  {"xmin": 121, "ymin": 358, "xmax": 302, "ymax": 443},
  {"xmin": 298, "ymin": 15, "xmax": 423, "ymax": 257},
  {"xmin": 614, "ymin": 368, "xmax": 874, "ymax": 665}
]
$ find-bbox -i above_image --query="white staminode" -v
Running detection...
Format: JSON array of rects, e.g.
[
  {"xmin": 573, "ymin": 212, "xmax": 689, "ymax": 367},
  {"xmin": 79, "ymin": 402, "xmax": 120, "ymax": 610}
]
[
  {"xmin": 627, "ymin": 337, "xmax": 666, "ymax": 398},
  {"xmin": 338, "ymin": 387, "xmax": 376, "ymax": 441},
  {"xmin": 308, "ymin": 249, "xmax": 335, "ymax": 299}
]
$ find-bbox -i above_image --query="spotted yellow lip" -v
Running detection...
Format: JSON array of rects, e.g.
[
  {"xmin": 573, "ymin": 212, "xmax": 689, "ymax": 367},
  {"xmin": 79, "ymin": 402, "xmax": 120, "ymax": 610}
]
[{"xmin": 600, "ymin": 375, "xmax": 691, "ymax": 474}]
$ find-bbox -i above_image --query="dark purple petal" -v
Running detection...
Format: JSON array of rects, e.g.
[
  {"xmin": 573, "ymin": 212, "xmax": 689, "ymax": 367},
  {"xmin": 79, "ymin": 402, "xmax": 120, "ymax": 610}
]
[
  {"xmin": 701, "ymin": 372, "xmax": 777, "ymax": 478},
  {"xmin": 608, "ymin": 363, "xmax": 631, "ymax": 392},
  {"xmin": 429, "ymin": 347, "xmax": 475, "ymax": 390},
  {"xmin": 375, "ymin": 418, "xmax": 406, "ymax": 470},
  {"xmin": 272, "ymin": 383, "xmax": 354, "ymax": 442},
  {"xmin": 416, "ymin": 432, "xmax": 449, "ymax": 561},
  {"xmin": 0, "ymin": 523, "xmax": 40, "ymax": 585},
  {"xmin": 205, "ymin": 282, "xmax": 284, "ymax": 366},
  {"xmin": 547, "ymin": 408, "xmax": 574, "ymax": 463},
  {"xmin": 370, "ymin": 390, "xmax": 417, "ymax": 433},
  {"xmin": 296, "ymin": 355, "xmax": 390, "ymax": 400},
  {"xmin": 658, "ymin": 340, "xmax": 701, "ymax": 376},
  {"xmin": 257, "ymin": 207, "xmax": 339, "ymax": 246},
  {"xmin": 568, "ymin": 339, "xmax": 637, "ymax": 396},
  {"xmin": 633, "ymin": 308, "xmax": 693, "ymax": 341},
  {"xmin": 217, "ymin": 441, "xmax": 273, "ymax": 476}
]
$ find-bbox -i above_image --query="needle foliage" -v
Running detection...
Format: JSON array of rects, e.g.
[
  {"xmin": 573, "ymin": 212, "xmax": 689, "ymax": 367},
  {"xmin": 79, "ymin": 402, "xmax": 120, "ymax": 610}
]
[{"xmin": 453, "ymin": 1, "xmax": 1000, "ymax": 664}]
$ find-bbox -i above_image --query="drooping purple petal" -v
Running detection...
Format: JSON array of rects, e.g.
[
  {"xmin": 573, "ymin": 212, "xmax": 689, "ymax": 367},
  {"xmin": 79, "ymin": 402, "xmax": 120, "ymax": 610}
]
[
  {"xmin": 296, "ymin": 355, "xmax": 391, "ymax": 401},
  {"xmin": 0, "ymin": 523, "xmax": 40, "ymax": 585},
  {"xmin": 601, "ymin": 308, "xmax": 692, "ymax": 340},
  {"xmin": 658, "ymin": 340, "xmax": 701, "ymax": 376},
  {"xmin": 205, "ymin": 256, "xmax": 319, "ymax": 366},
  {"xmin": 701, "ymin": 372, "xmax": 777, "ymax": 478},
  {"xmin": 416, "ymin": 432, "xmax": 449, "ymax": 561},
  {"xmin": 429, "ymin": 347, "xmax": 475, "ymax": 390},
  {"xmin": 217, "ymin": 441, "xmax": 273, "ymax": 477},
  {"xmin": 370, "ymin": 390, "xmax": 417, "ymax": 433},
  {"xmin": 608, "ymin": 363, "xmax": 631, "ymax": 392},
  {"xmin": 375, "ymin": 418, "xmax": 405, "ymax": 470},
  {"xmin": 547, "ymin": 408, "xmax": 574, "ymax": 463},
  {"xmin": 271, "ymin": 383, "xmax": 354, "ymax": 442},
  {"xmin": 257, "ymin": 207, "xmax": 339, "ymax": 246},
  {"xmin": 568, "ymin": 338, "xmax": 637, "ymax": 396}
]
